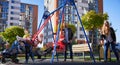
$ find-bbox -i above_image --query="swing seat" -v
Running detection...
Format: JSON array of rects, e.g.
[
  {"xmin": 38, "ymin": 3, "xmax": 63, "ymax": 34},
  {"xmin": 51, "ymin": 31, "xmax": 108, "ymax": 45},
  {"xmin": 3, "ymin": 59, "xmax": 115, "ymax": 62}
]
[{"xmin": 57, "ymin": 40, "xmax": 65, "ymax": 51}]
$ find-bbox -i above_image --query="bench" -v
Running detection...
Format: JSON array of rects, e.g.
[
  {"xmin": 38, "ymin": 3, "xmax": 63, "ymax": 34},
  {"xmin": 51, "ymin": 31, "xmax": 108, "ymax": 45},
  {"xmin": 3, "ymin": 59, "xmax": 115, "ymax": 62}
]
[{"xmin": 72, "ymin": 43, "xmax": 92, "ymax": 60}]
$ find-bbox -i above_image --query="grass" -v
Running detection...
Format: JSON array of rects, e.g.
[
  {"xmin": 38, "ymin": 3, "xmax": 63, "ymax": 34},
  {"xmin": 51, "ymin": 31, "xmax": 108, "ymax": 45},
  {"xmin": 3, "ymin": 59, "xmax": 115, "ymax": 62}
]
[{"xmin": 17, "ymin": 52, "xmax": 119, "ymax": 62}]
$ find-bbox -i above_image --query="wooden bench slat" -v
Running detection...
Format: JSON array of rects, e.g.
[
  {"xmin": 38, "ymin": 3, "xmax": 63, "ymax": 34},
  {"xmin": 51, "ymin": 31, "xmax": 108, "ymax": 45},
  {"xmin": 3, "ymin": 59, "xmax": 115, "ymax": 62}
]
[
  {"xmin": 72, "ymin": 43, "xmax": 92, "ymax": 53},
  {"xmin": 72, "ymin": 43, "xmax": 92, "ymax": 60}
]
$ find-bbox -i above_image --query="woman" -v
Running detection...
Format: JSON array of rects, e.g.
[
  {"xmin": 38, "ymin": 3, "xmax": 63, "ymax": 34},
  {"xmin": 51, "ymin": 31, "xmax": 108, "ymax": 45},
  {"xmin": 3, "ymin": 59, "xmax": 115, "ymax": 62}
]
[
  {"xmin": 42, "ymin": 30, "xmax": 66, "ymax": 55},
  {"xmin": 101, "ymin": 20, "xmax": 119, "ymax": 62},
  {"xmin": 57, "ymin": 30, "xmax": 66, "ymax": 50}
]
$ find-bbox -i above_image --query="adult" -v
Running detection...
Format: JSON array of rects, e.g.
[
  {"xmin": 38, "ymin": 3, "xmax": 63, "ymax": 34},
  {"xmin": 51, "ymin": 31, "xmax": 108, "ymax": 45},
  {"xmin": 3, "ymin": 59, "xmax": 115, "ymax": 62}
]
[
  {"xmin": 63, "ymin": 23, "xmax": 73, "ymax": 62},
  {"xmin": 101, "ymin": 20, "xmax": 119, "ymax": 62},
  {"xmin": 22, "ymin": 29, "xmax": 34, "ymax": 63}
]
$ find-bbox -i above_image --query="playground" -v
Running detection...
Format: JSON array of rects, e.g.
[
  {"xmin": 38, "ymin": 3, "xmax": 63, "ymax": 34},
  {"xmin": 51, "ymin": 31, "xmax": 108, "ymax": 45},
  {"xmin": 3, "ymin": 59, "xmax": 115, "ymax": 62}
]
[{"xmin": 0, "ymin": 0, "xmax": 120, "ymax": 65}]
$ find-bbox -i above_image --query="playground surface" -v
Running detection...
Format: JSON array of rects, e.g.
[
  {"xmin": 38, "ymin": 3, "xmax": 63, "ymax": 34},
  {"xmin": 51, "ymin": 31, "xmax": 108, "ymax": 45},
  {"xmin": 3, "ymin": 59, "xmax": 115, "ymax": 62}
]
[{"xmin": 0, "ymin": 58, "xmax": 120, "ymax": 65}]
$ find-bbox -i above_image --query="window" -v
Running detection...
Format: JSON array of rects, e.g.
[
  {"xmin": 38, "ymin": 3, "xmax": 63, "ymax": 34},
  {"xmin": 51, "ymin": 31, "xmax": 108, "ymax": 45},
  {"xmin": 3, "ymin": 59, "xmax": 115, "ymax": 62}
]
[
  {"xmin": 21, "ymin": 4, "xmax": 26, "ymax": 13},
  {"xmin": 10, "ymin": 17, "xmax": 19, "ymax": 20},
  {"xmin": 0, "ymin": 26, "xmax": 2, "ymax": 29},
  {"xmin": 10, "ymin": 23, "xmax": 13, "ymax": 26},
  {"xmin": 11, "ymin": 1, "xmax": 15, "ymax": 3},
  {"xmin": 10, "ymin": 17, "xmax": 13, "ymax": 20},
  {"xmin": 11, "ymin": 6, "xmax": 14, "ymax": 9},
  {"xmin": 2, "ymin": 13, "xmax": 7, "ymax": 19},
  {"xmin": 48, "ymin": 31, "xmax": 52, "ymax": 35},
  {"xmin": 48, "ymin": 38, "xmax": 53, "ymax": 42},
  {"xmin": 79, "ymin": 27, "xmax": 83, "ymax": 31},
  {"xmin": 11, "ymin": 11, "xmax": 20, "ymax": 15},
  {"xmin": 29, "ymin": 6, "xmax": 33, "ymax": 12},
  {"xmin": 11, "ymin": 0, "xmax": 20, "ymax": 4},
  {"xmin": 80, "ymin": 34, "xmax": 85, "ymax": 38},
  {"xmin": 74, "ymin": 0, "xmax": 77, "ymax": 2},
  {"xmin": 65, "ymin": 15, "xmax": 68, "ymax": 20},
  {"xmin": 82, "ymin": 0, "xmax": 88, "ymax": 3},
  {"xmin": 11, "ymin": 6, "xmax": 20, "ymax": 9}
]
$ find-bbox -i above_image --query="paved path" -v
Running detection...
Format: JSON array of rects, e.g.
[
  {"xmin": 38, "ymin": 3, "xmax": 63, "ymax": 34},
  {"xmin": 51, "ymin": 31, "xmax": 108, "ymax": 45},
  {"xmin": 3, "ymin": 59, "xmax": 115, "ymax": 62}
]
[{"xmin": 0, "ymin": 58, "xmax": 120, "ymax": 65}]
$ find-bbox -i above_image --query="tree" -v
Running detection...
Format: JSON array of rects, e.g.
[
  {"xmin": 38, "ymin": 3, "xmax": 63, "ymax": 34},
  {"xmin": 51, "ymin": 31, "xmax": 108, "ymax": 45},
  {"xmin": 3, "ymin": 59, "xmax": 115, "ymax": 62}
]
[
  {"xmin": 1, "ymin": 26, "xmax": 24, "ymax": 44},
  {"xmin": 68, "ymin": 24, "xmax": 77, "ymax": 34},
  {"xmin": 61, "ymin": 23, "xmax": 76, "ymax": 34},
  {"xmin": 81, "ymin": 10, "xmax": 108, "ymax": 49},
  {"xmin": 61, "ymin": 23, "xmax": 77, "ymax": 44}
]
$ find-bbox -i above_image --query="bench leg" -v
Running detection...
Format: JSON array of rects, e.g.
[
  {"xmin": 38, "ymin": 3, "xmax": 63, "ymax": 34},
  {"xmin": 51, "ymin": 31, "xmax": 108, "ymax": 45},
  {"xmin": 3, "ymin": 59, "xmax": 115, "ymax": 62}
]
[{"xmin": 83, "ymin": 52, "xmax": 85, "ymax": 61}]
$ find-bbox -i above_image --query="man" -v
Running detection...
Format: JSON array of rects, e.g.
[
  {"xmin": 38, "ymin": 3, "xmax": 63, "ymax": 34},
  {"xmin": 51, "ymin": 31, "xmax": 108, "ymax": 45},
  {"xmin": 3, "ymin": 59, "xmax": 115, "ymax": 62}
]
[{"xmin": 64, "ymin": 23, "xmax": 73, "ymax": 62}]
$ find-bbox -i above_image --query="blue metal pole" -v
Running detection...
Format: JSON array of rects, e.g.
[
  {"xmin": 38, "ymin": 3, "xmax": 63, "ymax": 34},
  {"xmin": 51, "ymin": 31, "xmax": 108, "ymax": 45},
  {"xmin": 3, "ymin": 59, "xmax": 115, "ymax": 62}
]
[
  {"xmin": 47, "ymin": 3, "xmax": 66, "ymax": 18},
  {"xmin": 73, "ymin": 2, "xmax": 96, "ymax": 63},
  {"xmin": 50, "ymin": 5, "xmax": 65, "ymax": 63},
  {"xmin": 50, "ymin": 19, "xmax": 55, "ymax": 43},
  {"xmin": 38, "ymin": 2, "xmax": 66, "ymax": 30},
  {"xmin": 37, "ymin": 18, "xmax": 43, "ymax": 30},
  {"xmin": 50, "ymin": 18, "xmax": 59, "ymax": 61}
]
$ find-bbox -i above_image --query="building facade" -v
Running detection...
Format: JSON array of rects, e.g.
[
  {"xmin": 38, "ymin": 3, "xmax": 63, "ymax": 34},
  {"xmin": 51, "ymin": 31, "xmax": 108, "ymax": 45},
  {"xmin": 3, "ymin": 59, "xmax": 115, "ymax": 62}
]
[
  {"xmin": 44, "ymin": 0, "xmax": 58, "ymax": 43},
  {"xmin": 20, "ymin": 3, "xmax": 38, "ymax": 35},
  {"xmin": 0, "ymin": 0, "xmax": 38, "ymax": 35},
  {"xmin": 0, "ymin": 0, "xmax": 8, "ymax": 32},
  {"xmin": 7, "ymin": 0, "xmax": 21, "ymax": 27},
  {"xmin": 44, "ymin": 0, "xmax": 103, "ymax": 44}
]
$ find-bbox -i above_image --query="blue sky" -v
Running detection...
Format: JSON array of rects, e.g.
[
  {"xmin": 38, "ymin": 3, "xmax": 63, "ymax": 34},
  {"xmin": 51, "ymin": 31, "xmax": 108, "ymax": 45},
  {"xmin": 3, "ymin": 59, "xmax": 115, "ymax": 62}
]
[
  {"xmin": 104, "ymin": 0, "xmax": 120, "ymax": 42},
  {"xmin": 21, "ymin": 0, "xmax": 120, "ymax": 42}
]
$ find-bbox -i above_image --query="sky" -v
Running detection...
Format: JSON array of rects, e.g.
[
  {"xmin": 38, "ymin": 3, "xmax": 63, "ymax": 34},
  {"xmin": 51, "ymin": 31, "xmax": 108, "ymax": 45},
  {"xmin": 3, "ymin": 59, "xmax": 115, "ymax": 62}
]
[
  {"xmin": 104, "ymin": 0, "xmax": 120, "ymax": 42},
  {"xmin": 21, "ymin": 0, "xmax": 120, "ymax": 42}
]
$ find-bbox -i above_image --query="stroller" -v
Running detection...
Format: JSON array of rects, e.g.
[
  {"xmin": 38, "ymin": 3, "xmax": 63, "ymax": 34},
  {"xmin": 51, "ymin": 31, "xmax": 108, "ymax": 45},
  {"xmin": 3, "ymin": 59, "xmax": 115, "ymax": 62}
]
[{"xmin": 1, "ymin": 40, "xmax": 25, "ymax": 63}]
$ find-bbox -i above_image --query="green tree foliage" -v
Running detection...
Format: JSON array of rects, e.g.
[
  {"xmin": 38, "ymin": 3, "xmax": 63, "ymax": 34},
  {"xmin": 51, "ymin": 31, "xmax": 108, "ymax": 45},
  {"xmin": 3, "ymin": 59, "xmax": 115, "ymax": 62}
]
[
  {"xmin": 68, "ymin": 24, "xmax": 76, "ymax": 34},
  {"xmin": 103, "ymin": 13, "xmax": 109, "ymax": 20},
  {"xmin": 1, "ymin": 26, "xmax": 24, "ymax": 44},
  {"xmin": 81, "ymin": 10, "xmax": 108, "ymax": 30},
  {"xmin": 68, "ymin": 24, "xmax": 77, "ymax": 45}
]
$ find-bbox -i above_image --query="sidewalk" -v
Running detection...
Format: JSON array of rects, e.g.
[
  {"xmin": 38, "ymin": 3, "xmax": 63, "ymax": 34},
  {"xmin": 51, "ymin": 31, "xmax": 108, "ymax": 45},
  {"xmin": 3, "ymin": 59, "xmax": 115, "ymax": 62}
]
[{"xmin": 0, "ymin": 58, "xmax": 120, "ymax": 65}]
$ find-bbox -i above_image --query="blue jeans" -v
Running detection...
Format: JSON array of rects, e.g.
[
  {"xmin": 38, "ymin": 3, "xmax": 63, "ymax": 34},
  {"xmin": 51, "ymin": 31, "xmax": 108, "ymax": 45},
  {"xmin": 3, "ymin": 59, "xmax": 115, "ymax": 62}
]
[
  {"xmin": 104, "ymin": 41, "xmax": 119, "ymax": 61},
  {"xmin": 25, "ymin": 45, "xmax": 34, "ymax": 63}
]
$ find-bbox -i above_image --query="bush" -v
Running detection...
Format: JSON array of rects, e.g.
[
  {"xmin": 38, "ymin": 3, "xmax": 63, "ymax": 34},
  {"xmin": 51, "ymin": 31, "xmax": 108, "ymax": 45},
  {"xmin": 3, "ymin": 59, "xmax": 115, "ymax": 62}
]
[{"xmin": 1, "ymin": 26, "xmax": 24, "ymax": 45}]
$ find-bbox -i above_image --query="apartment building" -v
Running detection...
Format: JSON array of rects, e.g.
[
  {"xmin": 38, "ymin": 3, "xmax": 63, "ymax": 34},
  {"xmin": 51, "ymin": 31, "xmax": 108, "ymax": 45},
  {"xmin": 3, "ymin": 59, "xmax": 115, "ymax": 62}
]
[
  {"xmin": 20, "ymin": 3, "xmax": 38, "ymax": 35},
  {"xmin": 0, "ymin": 0, "xmax": 8, "ymax": 32},
  {"xmin": 0, "ymin": 0, "xmax": 38, "ymax": 35},
  {"xmin": 44, "ymin": 0, "xmax": 103, "ymax": 44}
]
